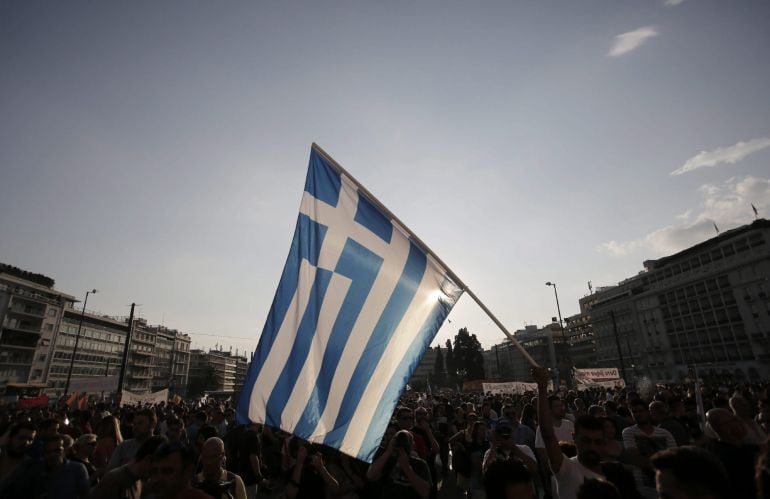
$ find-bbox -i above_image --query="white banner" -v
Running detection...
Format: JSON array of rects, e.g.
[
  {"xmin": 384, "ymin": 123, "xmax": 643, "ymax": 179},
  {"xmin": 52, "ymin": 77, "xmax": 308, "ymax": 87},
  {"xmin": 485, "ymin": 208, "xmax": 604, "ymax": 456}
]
[
  {"xmin": 573, "ymin": 368, "xmax": 620, "ymax": 381},
  {"xmin": 120, "ymin": 389, "xmax": 168, "ymax": 407},
  {"xmin": 482, "ymin": 381, "xmax": 552, "ymax": 395},
  {"xmin": 70, "ymin": 375, "xmax": 119, "ymax": 393}
]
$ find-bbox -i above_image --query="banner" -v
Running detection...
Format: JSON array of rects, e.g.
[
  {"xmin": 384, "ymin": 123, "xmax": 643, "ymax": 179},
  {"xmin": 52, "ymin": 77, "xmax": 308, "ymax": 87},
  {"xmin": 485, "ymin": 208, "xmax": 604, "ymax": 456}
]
[
  {"xmin": 482, "ymin": 381, "xmax": 552, "ymax": 395},
  {"xmin": 120, "ymin": 389, "xmax": 168, "ymax": 407},
  {"xmin": 573, "ymin": 368, "xmax": 620, "ymax": 381},
  {"xmin": 17, "ymin": 394, "xmax": 49, "ymax": 409},
  {"xmin": 69, "ymin": 375, "xmax": 119, "ymax": 393}
]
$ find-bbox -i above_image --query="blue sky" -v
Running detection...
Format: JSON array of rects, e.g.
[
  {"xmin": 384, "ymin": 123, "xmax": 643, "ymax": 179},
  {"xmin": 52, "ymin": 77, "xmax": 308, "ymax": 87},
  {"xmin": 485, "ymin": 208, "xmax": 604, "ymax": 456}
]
[{"xmin": 2, "ymin": 0, "xmax": 769, "ymax": 353}]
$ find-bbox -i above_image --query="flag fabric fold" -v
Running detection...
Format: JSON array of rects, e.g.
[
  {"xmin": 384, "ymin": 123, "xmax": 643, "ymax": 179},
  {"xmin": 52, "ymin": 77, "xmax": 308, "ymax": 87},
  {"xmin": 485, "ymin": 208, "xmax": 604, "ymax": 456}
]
[{"xmin": 237, "ymin": 146, "xmax": 463, "ymax": 462}]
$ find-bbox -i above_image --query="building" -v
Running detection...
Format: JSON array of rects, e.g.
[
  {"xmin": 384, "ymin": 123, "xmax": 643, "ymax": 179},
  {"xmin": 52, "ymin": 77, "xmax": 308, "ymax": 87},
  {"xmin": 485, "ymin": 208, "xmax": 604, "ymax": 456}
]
[
  {"xmin": 47, "ymin": 308, "xmax": 128, "ymax": 396},
  {"xmin": 189, "ymin": 348, "xmax": 248, "ymax": 394},
  {"xmin": 564, "ymin": 302, "xmax": 597, "ymax": 368},
  {"xmin": 490, "ymin": 324, "xmax": 570, "ymax": 383},
  {"xmin": 586, "ymin": 219, "xmax": 770, "ymax": 383},
  {"xmin": 0, "ymin": 267, "xmax": 75, "ymax": 392},
  {"xmin": 147, "ymin": 325, "xmax": 191, "ymax": 396}
]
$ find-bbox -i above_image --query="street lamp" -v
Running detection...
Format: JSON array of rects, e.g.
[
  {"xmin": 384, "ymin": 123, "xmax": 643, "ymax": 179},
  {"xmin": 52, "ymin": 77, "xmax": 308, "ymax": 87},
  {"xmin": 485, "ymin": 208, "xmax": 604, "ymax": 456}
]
[
  {"xmin": 545, "ymin": 282, "xmax": 564, "ymax": 330},
  {"xmin": 545, "ymin": 282, "xmax": 567, "ymax": 390},
  {"xmin": 64, "ymin": 289, "xmax": 97, "ymax": 397}
]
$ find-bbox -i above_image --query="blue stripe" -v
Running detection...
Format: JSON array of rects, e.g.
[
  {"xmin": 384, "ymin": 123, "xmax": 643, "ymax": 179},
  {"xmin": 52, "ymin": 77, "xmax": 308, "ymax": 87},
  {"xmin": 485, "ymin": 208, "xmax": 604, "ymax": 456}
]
[
  {"xmin": 305, "ymin": 149, "xmax": 341, "ymax": 208},
  {"xmin": 322, "ymin": 242, "xmax": 427, "ymax": 449},
  {"xmin": 265, "ymin": 268, "xmax": 334, "ymax": 428},
  {"xmin": 354, "ymin": 195, "xmax": 392, "ymax": 243},
  {"xmin": 236, "ymin": 214, "xmax": 327, "ymax": 424},
  {"xmin": 356, "ymin": 293, "xmax": 456, "ymax": 462},
  {"xmin": 292, "ymin": 238, "xmax": 383, "ymax": 438}
]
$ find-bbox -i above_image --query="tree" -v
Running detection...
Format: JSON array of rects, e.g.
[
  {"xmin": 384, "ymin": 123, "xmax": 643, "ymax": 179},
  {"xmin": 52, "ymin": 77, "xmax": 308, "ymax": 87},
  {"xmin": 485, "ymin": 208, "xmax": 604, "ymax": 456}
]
[
  {"xmin": 186, "ymin": 364, "xmax": 217, "ymax": 399},
  {"xmin": 445, "ymin": 339, "xmax": 456, "ymax": 386},
  {"xmin": 453, "ymin": 327, "xmax": 485, "ymax": 381},
  {"xmin": 433, "ymin": 345, "xmax": 446, "ymax": 388}
]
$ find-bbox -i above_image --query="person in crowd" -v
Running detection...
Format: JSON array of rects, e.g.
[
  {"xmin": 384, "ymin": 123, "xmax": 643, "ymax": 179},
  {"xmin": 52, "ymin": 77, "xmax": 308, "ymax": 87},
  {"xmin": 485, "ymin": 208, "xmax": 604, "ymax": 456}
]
[
  {"xmin": 93, "ymin": 415, "xmax": 123, "ymax": 471},
  {"xmin": 622, "ymin": 398, "xmax": 677, "ymax": 499},
  {"xmin": 500, "ymin": 405, "xmax": 535, "ymax": 451},
  {"xmin": 729, "ymin": 395, "xmax": 768, "ymax": 446},
  {"xmin": 236, "ymin": 421, "xmax": 267, "ymax": 499},
  {"xmin": 482, "ymin": 458, "xmax": 534, "ymax": 499},
  {"xmin": 2, "ymin": 434, "xmax": 90, "ymax": 499},
  {"xmin": 367, "ymin": 430, "xmax": 431, "ymax": 499},
  {"xmin": 534, "ymin": 388, "xmax": 575, "ymax": 498},
  {"xmin": 285, "ymin": 438, "xmax": 340, "ymax": 499},
  {"xmin": 146, "ymin": 441, "xmax": 210, "ymax": 499},
  {"xmin": 650, "ymin": 445, "xmax": 729, "ymax": 499},
  {"xmin": 70, "ymin": 433, "xmax": 98, "ymax": 485},
  {"xmin": 186, "ymin": 410, "xmax": 208, "ymax": 447},
  {"xmin": 90, "ymin": 435, "xmax": 167, "ymax": 499},
  {"xmin": 482, "ymin": 420, "xmax": 537, "ymax": 475},
  {"xmin": 164, "ymin": 416, "xmax": 186, "ymax": 444},
  {"xmin": 107, "ymin": 408, "xmax": 157, "ymax": 470},
  {"xmin": 210, "ymin": 408, "xmax": 228, "ymax": 438},
  {"xmin": 534, "ymin": 367, "xmax": 626, "ymax": 499},
  {"xmin": 704, "ymin": 407, "xmax": 760, "ymax": 499},
  {"xmin": 649, "ymin": 400, "xmax": 691, "ymax": 446},
  {"xmin": 30, "ymin": 418, "xmax": 59, "ymax": 460},
  {"xmin": 0, "ymin": 421, "xmax": 35, "ymax": 481},
  {"xmin": 193, "ymin": 437, "xmax": 247, "ymax": 499},
  {"xmin": 575, "ymin": 478, "xmax": 621, "ymax": 499}
]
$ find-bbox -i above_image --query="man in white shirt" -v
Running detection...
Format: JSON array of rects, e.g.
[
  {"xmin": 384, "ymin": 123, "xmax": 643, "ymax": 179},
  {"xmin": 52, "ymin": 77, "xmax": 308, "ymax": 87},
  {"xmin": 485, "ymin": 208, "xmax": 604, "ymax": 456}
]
[
  {"xmin": 534, "ymin": 390, "xmax": 575, "ymax": 498},
  {"xmin": 533, "ymin": 367, "xmax": 607, "ymax": 499}
]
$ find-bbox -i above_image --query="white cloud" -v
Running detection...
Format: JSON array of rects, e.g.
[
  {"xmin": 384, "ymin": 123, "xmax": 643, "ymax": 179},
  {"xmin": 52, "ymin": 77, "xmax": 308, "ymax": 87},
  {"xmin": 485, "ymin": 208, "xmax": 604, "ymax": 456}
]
[
  {"xmin": 598, "ymin": 176, "xmax": 770, "ymax": 257},
  {"xmin": 608, "ymin": 26, "xmax": 658, "ymax": 57},
  {"xmin": 671, "ymin": 137, "xmax": 770, "ymax": 175},
  {"xmin": 664, "ymin": 0, "xmax": 686, "ymax": 6}
]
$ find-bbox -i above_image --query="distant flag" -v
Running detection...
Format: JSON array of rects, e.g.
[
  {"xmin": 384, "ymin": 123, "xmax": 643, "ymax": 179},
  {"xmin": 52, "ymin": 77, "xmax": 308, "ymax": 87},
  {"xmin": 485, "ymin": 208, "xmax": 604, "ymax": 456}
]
[
  {"xmin": 713, "ymin": 222, "xmax": 720, "ymax": 234},
  {"xmin": 237, "ymin": 145, "xmax": 463, "ymax": 462},
  {"xmin": 65, "ymin": 391, "xmax": 77, "ymax": 408},
  {"xmin": 752, "ymin": 203, "xmax": 759, "ymax": 218}
]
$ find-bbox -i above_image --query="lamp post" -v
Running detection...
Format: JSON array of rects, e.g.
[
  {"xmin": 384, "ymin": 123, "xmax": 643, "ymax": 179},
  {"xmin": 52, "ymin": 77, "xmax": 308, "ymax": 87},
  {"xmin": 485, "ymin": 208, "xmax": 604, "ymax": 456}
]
[
  {"xmin": 64, "ymin": 289, "xmax": 97, "ymax": 397},
  {"xmin": 545, "ymin": 282, "xmax": 566, "ymax": 390}
]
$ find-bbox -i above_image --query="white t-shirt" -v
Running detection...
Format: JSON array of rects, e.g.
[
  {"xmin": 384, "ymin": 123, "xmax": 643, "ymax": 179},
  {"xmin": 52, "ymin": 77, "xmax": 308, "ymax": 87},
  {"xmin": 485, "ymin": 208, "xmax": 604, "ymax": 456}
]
[
  {"xmin": 622, "ymin": 425, "xmax": 676, "ymax": 499},
  {"xmin": 535, "ymin": 419, "xmax": 575, "ymax": 448},
  {"xmin": 554, "ymin": 455, "xmax": 603, "ymax": 499}
]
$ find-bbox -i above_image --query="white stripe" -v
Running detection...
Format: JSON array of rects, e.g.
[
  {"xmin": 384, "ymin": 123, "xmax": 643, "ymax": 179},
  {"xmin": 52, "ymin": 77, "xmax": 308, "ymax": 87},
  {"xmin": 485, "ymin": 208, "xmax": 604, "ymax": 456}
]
[
  {"xmin": 340, "ymin": 257, "xmax": 452, "ymax": 457},
  {"xmin": 307, "ymin": 228, "xmax": 411, "ymax": 442},
  {"xmin": 279, "ymin": 273, "xmax": 351, "ymax": 431},
  {"xmin": 248, "ymin": 260, "xmax": 317, "ymax": 423}
]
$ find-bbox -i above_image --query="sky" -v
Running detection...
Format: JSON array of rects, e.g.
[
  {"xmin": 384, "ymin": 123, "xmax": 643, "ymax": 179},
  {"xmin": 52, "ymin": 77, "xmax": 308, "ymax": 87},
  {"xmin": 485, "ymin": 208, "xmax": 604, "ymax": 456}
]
[{"xmin": 2, "ymin": 1, "xmax": 769, "ymax": 355}]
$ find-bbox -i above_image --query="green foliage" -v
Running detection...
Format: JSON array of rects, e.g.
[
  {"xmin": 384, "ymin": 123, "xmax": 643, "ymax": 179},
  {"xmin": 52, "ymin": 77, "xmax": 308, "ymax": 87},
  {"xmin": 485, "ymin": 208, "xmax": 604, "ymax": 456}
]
[
  {"xmin": 0, "ymin": 263, "xmax": 55, "ymax": 288},
  {"xmin": 444, "ymin": 339, "xmax": 457, "ymax": 386},
  {"xmin": 453, "ymin": 327, "xmax": 485, "ymax": 381},
  {"xmin": 186, "ymin": 364, "xmax": 217, "ymax": 398}
]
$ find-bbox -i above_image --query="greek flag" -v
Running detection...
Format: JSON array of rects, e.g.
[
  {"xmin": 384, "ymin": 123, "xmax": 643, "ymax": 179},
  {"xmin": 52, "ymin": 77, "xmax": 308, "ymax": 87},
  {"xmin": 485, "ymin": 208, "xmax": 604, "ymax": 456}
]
[{"xmin": 237, "ymin": 145, "xmax": 463, "ymax": 462}]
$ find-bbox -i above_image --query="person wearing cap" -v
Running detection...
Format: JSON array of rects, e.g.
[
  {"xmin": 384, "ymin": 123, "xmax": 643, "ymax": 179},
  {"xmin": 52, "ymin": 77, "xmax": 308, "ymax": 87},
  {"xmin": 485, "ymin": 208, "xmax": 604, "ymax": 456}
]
[
  {"xmin": 482, "ymin": 420, "xmax": 538, "ymax": 475},
  {"xmin": 71, "ymin": 433, "xmax": 98, "ymax": 485}
]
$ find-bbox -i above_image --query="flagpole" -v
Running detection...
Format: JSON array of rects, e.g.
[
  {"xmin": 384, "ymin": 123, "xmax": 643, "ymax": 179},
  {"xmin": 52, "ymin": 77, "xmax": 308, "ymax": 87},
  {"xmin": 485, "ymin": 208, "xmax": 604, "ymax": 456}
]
[{"xmin": 311, "ymin": 143, "xmax": 539, "ymax": 368}]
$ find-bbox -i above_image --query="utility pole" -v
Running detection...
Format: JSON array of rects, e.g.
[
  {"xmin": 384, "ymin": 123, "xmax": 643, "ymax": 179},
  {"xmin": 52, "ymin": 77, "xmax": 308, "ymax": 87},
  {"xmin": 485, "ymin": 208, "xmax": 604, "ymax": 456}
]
[
  {"xmin": 610, "ymin": 310, "xmax": 627, "ymax": 383},
  {"xmin": 117, "ymin": 303, "xmax": 135, "ymax": 397},
  {"xmin": 64, "ymin": 289, "xmax": 97, "ymax": 397}
]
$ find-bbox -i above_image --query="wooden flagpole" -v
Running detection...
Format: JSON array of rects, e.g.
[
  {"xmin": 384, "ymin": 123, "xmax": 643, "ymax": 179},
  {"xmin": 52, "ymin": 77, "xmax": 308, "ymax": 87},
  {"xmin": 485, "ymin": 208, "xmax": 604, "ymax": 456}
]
[{"xmin": 310, "ymin": 143, "xmax": 539, "ymax": 368}]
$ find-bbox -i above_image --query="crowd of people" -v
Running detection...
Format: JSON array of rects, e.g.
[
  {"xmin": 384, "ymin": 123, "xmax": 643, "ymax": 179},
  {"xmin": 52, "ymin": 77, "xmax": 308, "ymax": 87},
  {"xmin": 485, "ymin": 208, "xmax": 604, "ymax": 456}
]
[{"xmin": 0, "ymin": 367, "xmax": 768, "ymax": 499}]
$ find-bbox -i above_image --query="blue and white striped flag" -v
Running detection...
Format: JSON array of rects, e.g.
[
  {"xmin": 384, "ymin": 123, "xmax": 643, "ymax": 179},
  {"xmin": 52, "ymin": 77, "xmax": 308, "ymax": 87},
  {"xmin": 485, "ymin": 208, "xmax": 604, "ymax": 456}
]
[{"xmin": 237, "ymin": 145, "xmax": 463, "ymax": 462}]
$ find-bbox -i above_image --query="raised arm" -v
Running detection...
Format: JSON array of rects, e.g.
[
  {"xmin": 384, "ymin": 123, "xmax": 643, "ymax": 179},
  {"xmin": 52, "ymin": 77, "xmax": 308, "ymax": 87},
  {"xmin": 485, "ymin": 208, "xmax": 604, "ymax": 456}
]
[{"xmin": 533, "ymin": 367, "xmax": 564, "ymax": 473}]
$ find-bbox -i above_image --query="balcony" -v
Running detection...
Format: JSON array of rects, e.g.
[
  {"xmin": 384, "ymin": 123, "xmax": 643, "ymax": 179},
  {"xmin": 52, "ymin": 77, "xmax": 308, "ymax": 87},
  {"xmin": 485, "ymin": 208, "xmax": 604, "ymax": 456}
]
[
  {"xmin": 2, "ymin": 320, "xmax": 42, "ymax": 334},
  {"xmin": 7, "ymin": 305, "xmax": 46, "ymax": 318}
]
